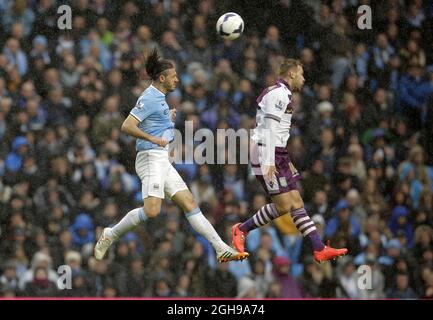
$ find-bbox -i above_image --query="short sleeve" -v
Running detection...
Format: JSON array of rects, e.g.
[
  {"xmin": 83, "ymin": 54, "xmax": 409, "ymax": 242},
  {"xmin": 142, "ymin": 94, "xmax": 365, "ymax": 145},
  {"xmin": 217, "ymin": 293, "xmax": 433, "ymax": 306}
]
[
  {"xmin": 130, "ymin": 98, "xmax": 154, "ymax": 122},
  {"xmin": 261, "ymin": 88, "xmax": 290, "ymax": 122}
]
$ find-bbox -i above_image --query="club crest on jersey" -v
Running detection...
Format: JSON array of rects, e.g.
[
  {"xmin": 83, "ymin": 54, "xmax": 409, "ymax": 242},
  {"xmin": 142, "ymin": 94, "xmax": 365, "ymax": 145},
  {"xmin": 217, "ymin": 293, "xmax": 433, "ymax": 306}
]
[
  {"xmin": 279, "ymin": 177, "xmax": 288, "ymax": 187},
  {"xmin": 153, "ymin": 183, "xmax": 160, "ymax": 189},
  {"xmin": 275, "ymin": 100, "xmax": 283, "ymax": 111},
  {"xmin": 164, "ymin": 108, "xmax": 169, "ymax": 115}
]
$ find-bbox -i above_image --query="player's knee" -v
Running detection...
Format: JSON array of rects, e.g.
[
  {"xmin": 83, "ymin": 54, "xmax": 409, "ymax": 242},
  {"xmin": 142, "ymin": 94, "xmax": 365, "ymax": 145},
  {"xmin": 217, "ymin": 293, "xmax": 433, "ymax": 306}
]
[
  {"xmin": 173, "ymin": 191, "xmax": 197, "ymax": 212},
  {"xmin": 143, "ymin": 205, "xmax": 160, "ymax": 218},
  {"xmin": 274, "ymin": 193, "xmax": 304, "ymax": 214},
  {"xmin": 291, "ymin": 198, "xmax": 304, "ymax": 211},
  {"xmin": 287, "ymin": 191, "xmax": 304, "ymax": 212},
  {"xmin": 183, "ymin": 199, "xmax": 197, "ymax": 213},
  {"xmin": 292, "ymin": 196, "xmax": 304, "ymax": 210},
  {"xmin": 275, "ymin": 202, "xmax": 292, "ymax": 215}
]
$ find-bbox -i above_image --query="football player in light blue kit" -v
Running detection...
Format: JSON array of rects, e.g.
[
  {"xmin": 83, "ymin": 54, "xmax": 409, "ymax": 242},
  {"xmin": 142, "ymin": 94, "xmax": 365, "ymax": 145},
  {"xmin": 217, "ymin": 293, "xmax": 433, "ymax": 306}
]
[{"xmin": 94, "ymin": 49, "xmax": 248, "ymax": 263}]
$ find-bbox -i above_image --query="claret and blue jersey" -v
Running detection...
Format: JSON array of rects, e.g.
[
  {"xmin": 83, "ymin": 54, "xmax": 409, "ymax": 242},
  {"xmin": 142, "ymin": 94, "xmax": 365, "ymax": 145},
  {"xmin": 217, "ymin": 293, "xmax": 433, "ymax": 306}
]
[{"xmin": 129, "ymin": 84, "xmax": 174, "ymax": 152}]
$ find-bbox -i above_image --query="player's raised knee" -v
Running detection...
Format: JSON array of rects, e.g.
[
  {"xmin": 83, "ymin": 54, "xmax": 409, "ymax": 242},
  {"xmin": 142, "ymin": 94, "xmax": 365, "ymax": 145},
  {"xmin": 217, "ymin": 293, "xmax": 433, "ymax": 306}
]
[
  {"xmin": 171, "ymin": 190, "xmax": 197, "ymax": 212},
  {"xmin": 291, "ymin": 196, "xmax": 304, "ymax": 210},
  {"xmin": 275, "ymin": 202, "xmax": 292, "ymax": 215}
]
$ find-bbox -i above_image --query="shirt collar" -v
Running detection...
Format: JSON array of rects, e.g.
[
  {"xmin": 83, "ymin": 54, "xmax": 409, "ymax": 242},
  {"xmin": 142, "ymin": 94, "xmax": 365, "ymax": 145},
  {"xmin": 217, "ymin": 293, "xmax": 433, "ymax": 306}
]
[
  {"xmin": 277, "ymin": 78, "xmax": 291, "ymax": 90},
  {"xmin": 150, "ymin": 84, "xmax": 166, "ymax": 96}
]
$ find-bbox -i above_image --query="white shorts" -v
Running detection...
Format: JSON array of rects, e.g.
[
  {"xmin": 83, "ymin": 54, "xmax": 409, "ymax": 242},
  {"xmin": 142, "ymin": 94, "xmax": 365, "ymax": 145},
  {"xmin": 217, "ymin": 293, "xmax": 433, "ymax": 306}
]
[{"xmin": 135, "ymin": 149, "xmax": 188, "ymax": 199}]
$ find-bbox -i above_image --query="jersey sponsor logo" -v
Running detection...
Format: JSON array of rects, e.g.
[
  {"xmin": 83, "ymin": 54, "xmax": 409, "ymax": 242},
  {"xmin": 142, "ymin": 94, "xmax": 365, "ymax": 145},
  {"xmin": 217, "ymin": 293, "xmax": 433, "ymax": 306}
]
[{"xmin": 275, "ymin": 100, "xmax": 283, "ymax": 111}]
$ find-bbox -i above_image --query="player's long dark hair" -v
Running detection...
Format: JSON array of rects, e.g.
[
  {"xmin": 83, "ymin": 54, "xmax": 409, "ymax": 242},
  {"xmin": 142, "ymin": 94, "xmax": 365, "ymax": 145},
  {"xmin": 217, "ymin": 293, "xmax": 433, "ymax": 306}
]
[{"xmin": 145, "ymin": 49, "xmax": 174, "ymax": 81}]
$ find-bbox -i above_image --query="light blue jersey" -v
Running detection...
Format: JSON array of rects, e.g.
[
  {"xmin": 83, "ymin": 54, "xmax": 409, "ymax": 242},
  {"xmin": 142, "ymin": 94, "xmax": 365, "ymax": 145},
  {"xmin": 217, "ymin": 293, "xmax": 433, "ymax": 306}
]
[{"xmin": 129, "ymin": 85, "xmax": 174, "ymax": 152}]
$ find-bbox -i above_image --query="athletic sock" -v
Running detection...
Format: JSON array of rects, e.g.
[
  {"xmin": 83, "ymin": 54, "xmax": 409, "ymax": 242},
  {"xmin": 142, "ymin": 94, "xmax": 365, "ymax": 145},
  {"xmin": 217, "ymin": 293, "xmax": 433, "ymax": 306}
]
[
  {"xmin": 290, "ymin": 207, "xmax": 325, "ymax": 251},
  {"xmin": 185, "ymin": 207, "xmax": 227, "ymax": 253},
  {"xmin": 109, "ymin": 207, "xmax": 148, "ymax": 240},
  {"xmin": 239, "ymin": 203, "xmax": 279, "ymax": 233}
]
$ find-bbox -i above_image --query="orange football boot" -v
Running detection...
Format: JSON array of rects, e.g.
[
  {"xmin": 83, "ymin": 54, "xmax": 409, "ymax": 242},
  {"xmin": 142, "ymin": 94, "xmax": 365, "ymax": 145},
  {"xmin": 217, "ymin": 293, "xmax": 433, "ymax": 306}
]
[
  {"xmin": 314, "ymin": 241, "xmax": 348, "ymax": 263},
  {"xmin": 231, "ymin": 223, "xmax": 248, "ymax": 253}
]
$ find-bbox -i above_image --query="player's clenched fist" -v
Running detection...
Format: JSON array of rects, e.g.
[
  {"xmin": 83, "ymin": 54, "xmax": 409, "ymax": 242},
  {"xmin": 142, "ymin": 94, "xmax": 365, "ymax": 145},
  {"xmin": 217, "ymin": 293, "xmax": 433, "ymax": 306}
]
[
  {"xmin": 263, "ymin": 165, "xmax": 278, "ymax": 181},
  {"xmin": 152, "ymin": 137, "xmax": 169, "ymax": 147}
]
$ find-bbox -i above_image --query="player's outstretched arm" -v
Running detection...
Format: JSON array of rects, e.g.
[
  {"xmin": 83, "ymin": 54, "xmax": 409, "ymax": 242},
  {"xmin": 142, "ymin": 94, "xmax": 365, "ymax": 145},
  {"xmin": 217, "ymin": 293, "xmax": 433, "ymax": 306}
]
[{"xmin": 121, "ymin": 115, "xmax": 168, "ymax": 147}]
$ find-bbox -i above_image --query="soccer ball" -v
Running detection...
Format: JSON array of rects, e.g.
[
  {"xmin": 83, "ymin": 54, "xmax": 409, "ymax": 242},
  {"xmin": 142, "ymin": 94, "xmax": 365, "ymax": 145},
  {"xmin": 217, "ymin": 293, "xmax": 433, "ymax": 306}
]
[{"xmin": 216, "ymin": 12, "xmax": 244, "ymax": 40}]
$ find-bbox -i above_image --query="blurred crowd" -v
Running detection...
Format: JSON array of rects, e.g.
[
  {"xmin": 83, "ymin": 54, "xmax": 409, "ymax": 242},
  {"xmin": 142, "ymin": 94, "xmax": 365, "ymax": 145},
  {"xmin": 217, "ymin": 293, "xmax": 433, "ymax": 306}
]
[{"xmin": 1, "ymin": 0, "xmax": 433, "ymax": 299}]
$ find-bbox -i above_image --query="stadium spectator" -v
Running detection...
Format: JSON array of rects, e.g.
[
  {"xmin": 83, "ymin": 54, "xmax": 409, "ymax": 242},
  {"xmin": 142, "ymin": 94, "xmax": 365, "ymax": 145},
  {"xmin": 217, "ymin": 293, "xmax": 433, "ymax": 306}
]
[
  {"xmin": 299, "ymin": 255, "xmax": 335, "ymax": 298},
  {"xmin": 271, "ymin": 256, "xmax": 303, "ymax": 298},
  {"xmin": 22, "ymin": 266, "xmax": 58, "ymax": 297},
  {"xmin": 336, "ymin": 257, "xmax": 361, "ymax": 299},
  {"xmin": 386, "ymin": 272, "xmax": 418, "ymax": 299},
  {"xmin": 0, "ymin": 261, "xmax": 19, "ymax": 293},
  {"xmin": 206, "ymin": 261, "xmax": 237, "ymax": 297}
]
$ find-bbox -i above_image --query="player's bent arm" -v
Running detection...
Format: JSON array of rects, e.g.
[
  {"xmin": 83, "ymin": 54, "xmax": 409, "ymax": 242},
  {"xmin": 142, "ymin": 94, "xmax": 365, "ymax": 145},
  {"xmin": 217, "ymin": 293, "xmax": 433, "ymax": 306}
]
[
  {"xmin": 262, "ymin": 116, "xmax": 278, "ymax": 166},
  {"xmin": 121, "ymin": 115, "xmax": 166, "ymax": 145},
  {"xmin": 261, "ymin": 88, "xmax": 288, "ymax": 166}
]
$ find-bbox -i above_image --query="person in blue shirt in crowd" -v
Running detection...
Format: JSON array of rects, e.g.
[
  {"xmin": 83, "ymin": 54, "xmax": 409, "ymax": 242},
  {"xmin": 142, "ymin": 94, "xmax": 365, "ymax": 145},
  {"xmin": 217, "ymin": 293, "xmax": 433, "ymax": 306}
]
[
  {"xmin": 397, "ymin": 61, "xmax": 433, "ymax": 132},
  {"xmin": 325, "ymin": 199, "xmax": 361, "ymax": 240},
  {"xmin": 5, "ymin": 136, "xmax": 29, "ymax": 173}
]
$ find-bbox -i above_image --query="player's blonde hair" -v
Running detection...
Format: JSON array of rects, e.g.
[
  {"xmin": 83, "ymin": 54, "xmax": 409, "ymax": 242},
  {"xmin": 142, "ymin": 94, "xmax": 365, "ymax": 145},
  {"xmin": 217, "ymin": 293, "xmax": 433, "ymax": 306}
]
[{"xmin": 279, "ymin": 59, "xmax": 303, "ymax": 76}]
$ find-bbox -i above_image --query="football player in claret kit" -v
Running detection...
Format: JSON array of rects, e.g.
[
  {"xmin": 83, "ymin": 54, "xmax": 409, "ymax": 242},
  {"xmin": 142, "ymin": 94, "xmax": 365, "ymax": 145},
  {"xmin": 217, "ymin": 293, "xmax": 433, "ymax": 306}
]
[
  {"xmin": 94, "ymin": 49, "xmax": 249, "ymax": 263},
  {"xmin": 231, "ymin": 59, "xmax": 348, "ymax": 263}
]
